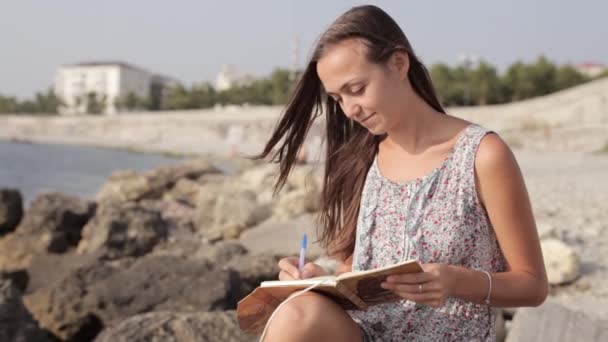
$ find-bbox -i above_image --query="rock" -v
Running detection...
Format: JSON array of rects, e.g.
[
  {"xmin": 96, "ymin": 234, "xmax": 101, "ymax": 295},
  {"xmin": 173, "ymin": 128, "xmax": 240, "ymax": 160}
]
[
  {"xmin": 25, "ymin": 252, "xmax": 101, "ymax": 295},
  {"xmin": 541, "ymin": 238, "xmax": 580, "ymax": 285},
  {"xmin": 194, "ymin": 184, "xmax": 271, "ymax": 240},
  {"xmin": 16, "ymin": 192, "xmax": 96, "ymax": 253},
  {"xmin": 198, "ymin": 241, "xmax": 249, "ymax": 264},
  {"xmin": 91, "ymin": 256, "xmax": 239, "ymax": 315},
  {"xmin": 151, "ymin": 235, "xmax": 211, "ymax": 259},
  {"xmin": 240, "ymin": 213, "xmax": 324, "ymax": 257},
  {"xmin": 24, "ymin": 255, "xmax": 239, "ymax": 341},
  {"xmin": 271, "ymin": 187, "xmax": 320, "ymax": 221},
  {"xmin": 495, "ymin": 308, "xmax": 506, "ymax": 342},
  {"xmin": 164, "ymin": 178, "xmax": 203, "ymax": 206},
  {"xmin": 96, "ymin": 159, "xmax": 220, "ymax": 205},
  {"xmin": 77, "ymin": 202, "xmax": 168, "ymax": 259},
  {"xmin": 144, "ymin": 159, "xmax": 220, "ymax": 198},
  {"xmin": 0, "ymin": 233, "xmax": 49, "ymax": 272},
  {"xmin": 0, "ymin": 188, "xmax": 23, "ymax": 235},
  {"xmin": 94, "ymin": 310, "xmax": 256, "ymax": 342},
  {"xmin": 238, "ymin": 164, "xmax": 279, "ymax": 192},
  {"xmin": 506, "ymin": 300, "xmax": 608, "ymax": 342},
  {"xmin": 24, "ymin": 257, "xmax": 128, "ymax": 341},
  {"xmin": 0, "ymin": 192, "xmax": 95, "ymax": 272},
  {"xmin": 139, "ymin": 199, "xmax": 196, "ymax": 236},
  {"xmin": 0, "ymin": 269, "xmax": 29, "ymax": 293},
  {"xmin": 536, "ymin": 221, "xmax": 559, "ymax": 240},
  {"xmin": 96, "ymin": 170, "xmax": 151, "ymax": 204},
  {"xmin": 284, "ymin": 164, "xmax": 321, "ymax": 190},
  {"xmin": 227, "ymin": 254, "xmax": 281, "ymax": 304},
  {"xmin": 0, "ymin": 279, "xmax": 51, "ymax": 342}
]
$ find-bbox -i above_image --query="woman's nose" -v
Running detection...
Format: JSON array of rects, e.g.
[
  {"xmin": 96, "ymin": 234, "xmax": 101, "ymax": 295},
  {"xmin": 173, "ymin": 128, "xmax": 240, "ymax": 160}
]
[{"xmin": 342, "ymin": 98, "xmax": 362, "ymax": 120}]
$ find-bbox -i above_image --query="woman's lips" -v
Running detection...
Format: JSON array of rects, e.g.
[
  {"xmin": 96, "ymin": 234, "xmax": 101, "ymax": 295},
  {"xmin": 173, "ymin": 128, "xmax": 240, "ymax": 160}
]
[{"xmin": 361, "ymin": 112, "xmax": 375, "ymax": 123}]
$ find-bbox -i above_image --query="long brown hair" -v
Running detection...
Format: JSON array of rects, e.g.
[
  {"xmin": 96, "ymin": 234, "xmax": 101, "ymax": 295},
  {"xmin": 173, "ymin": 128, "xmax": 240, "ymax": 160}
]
[{"xmin": 255, "ymin": 5, "xmax": 445, "ymax": 262}]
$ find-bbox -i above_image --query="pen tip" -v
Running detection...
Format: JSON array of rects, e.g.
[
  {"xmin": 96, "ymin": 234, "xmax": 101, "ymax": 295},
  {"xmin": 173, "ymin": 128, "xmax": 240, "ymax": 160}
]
[{"xmin": 301, "ymin": 234, "xmax": 307, "ymax": 248}]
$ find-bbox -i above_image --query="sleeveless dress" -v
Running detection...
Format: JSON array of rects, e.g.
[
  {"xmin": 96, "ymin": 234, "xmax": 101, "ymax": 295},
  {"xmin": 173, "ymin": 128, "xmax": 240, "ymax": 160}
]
[{"xmin": 347, "ymin": 123, "xmax": 508, "ymax": 342}]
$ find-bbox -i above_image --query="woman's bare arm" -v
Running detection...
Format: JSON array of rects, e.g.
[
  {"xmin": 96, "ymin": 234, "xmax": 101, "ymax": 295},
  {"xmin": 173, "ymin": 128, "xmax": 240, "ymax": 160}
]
[{"xmin": 447, "ymin": 133, "xmax": 549, "ymax": 307}]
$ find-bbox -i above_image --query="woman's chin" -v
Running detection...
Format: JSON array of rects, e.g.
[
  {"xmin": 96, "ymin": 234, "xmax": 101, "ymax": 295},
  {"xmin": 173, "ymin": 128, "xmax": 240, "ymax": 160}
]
[{"xmin": 366, "ymin": 125, "xmax": 386, "ymax": 136}]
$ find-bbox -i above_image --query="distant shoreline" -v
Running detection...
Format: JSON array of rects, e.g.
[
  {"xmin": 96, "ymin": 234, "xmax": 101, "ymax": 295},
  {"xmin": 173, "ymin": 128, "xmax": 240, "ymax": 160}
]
[{"xmin": 1, "ymin": 77, "xmax": 608, "ymax": 155}]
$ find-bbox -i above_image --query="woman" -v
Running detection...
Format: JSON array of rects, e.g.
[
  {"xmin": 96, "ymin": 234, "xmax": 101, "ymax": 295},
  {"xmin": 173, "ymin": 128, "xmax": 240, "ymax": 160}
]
[{"xmin": 256, "ymin": 5, "xmax": 548, "ymax": 341}]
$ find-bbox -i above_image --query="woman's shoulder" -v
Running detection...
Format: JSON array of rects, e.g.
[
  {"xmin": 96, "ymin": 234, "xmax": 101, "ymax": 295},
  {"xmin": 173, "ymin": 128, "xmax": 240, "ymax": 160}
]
[{"xmin": 475, "ymin": 131, "xmax": 513, "ymax": 170}]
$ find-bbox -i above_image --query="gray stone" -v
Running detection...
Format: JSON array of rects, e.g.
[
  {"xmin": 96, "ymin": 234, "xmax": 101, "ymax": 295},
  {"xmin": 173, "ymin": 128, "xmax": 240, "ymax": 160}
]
[
  {"xmin": 77, "ymin": 202, "xmax": 168, "ymax": 259},
  {"xmin": 541, "ymin": 238, "xmax": 580, "ymax": 285},
  {"xmin": 271, "ymin": 187, "xmax": 320, "ymax": 221},
  {"xmin": 24, "ymin": 255, "xmax": 238, "ymax": 341},
  {"xmin": 194, "ymin": 184, "xmax": 271, "ymax": 240},
  {"xmin": 16, "ymin": 191, "xmax": 96, "ymax": 253},
  {"xmin": 96, "ymin": 159, "xmax": 220, "ymax": 205},
  {"xmin": 94, "ymin": 310, "xmax": 256, "ymax": 342},
  {"xmin": 0, "ymin": 188, "xmax": 23, "ymax": 235},
  {"xmin": 239, "ymin": 213, "xmax": 324, "ymax": 257},
  {"xmin": 0, "ymin": 280, "xmax": 50, "ymax": 342}
]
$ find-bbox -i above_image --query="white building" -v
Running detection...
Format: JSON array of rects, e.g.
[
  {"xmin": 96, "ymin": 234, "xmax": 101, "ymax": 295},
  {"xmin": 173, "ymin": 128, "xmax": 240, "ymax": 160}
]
[
  {"xmin": 575, "ymin": 62, "xmax": 606, "ymax": 78},
  {"xmin": 215, "ymin": 64, "xmax": 256, "ymax": 91},
  {"xmin": 54, "ymin": 61, "xmax": 178, "ymax": 115}
]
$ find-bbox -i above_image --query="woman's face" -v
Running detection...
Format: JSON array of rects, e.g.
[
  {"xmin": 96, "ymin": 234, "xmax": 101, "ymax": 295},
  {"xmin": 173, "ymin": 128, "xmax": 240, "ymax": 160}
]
[{"xmin": 316, "ymin": 38, "xmax": 410, "ymax": 135}]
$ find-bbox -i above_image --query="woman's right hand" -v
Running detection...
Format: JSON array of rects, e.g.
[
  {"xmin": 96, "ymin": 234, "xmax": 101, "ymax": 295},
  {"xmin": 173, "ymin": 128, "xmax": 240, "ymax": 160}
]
[{"xmin": 278, "ymin": 257, "xmax": 328, "ymax": 280}]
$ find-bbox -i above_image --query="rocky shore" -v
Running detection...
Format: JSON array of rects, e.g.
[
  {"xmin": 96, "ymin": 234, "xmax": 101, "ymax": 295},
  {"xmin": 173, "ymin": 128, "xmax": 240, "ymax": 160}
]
[{"xmin": 0, "ymin": 149, "xmax": 607, "ymax": 341}]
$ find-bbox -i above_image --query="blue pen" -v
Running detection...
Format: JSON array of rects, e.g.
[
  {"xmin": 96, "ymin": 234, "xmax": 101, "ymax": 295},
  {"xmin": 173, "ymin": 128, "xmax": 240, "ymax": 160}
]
[{"xmin": 298, "ymin": 233, "xmax": 307, "ymax": 276}]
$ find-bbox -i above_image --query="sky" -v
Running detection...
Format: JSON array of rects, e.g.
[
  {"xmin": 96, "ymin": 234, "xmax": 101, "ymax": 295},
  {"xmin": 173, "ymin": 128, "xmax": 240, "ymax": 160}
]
[{"xmin": 1, "ymin": 0, "xmax": 606, "ymax": 99}]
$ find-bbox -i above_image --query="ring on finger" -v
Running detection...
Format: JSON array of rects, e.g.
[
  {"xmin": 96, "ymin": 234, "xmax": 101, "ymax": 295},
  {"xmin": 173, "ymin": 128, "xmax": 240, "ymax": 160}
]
[{"xmin": 418, "ymin": 284, "xmax": 423, "ymax": 293}]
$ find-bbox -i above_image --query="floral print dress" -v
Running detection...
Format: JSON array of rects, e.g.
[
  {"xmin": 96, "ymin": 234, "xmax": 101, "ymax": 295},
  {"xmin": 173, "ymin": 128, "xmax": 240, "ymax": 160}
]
[{"xmin": 348, "ymin": 123, "xmax": 507, "ymax": 342}]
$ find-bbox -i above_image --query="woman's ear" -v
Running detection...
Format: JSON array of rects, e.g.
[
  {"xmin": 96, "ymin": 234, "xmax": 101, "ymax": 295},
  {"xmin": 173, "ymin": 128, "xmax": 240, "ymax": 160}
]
[{"xmin": 390, "ymin": 50, "xmax": 410, "ymax": 80}]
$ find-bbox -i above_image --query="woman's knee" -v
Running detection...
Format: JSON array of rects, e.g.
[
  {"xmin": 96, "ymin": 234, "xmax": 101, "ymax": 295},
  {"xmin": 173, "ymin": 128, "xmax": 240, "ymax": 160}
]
[
  {"xmin": 269, "ymin": 293, "xmax": 327, "ymax": 332},
  {"xmin": 264, "ymin": 292, "xmax": 362, "ymax": 342}
]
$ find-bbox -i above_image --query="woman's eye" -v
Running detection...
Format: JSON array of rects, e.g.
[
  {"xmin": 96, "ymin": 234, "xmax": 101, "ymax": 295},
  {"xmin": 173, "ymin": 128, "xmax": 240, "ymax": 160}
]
[{"xmin": 351, "ymin": 87, "xmax": 365, "ymax": 94}]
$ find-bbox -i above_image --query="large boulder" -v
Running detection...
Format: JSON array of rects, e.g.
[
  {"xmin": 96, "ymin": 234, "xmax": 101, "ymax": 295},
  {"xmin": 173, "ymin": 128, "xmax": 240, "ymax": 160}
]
[
  {"xmin": 0, "ymin": 233, "xmax": 49, "ymax": 272},
  {"xmin": 271, "ymin": 187, "xmax": 320, "ymax": 221},
  {"xmin": 24, "ymin": 255, "xmax": 239, "ymax": 341},
  {"xmin": 227, "ymin": 254, "xmax": 280, "ymax": 305},
  {"xmin": 0, "ymin": 188, "xmax": 23, "ymax": 235},
  {"xmin": 24, "ymin": 257, "xmax": 119, "ymax": 341},
  {"xmin": 16, "ymin": 192, "xmax": 96, "ymax": 253},
  {"xmin": 139, "ymin": 199, "xmax": 196, "ymax": 237},
  {"xmin": 164, "ymin": 178, "xmax": 204, "ymax": 207},
  {"xmin": 94, "ymin": 310, "xmax": 256, "ymax": 342},
  {"xmin": 239, "ymin": 213, "xmax": 324, "ymax": 257},
  {"xmin": 0, "ymin": 191, "xmax": 95, "ymax": 272},
  {"xmin": 96, "ymin": 159, "xmax": 220, "ymax": 205},
  {"xmin": 194, "ymin": 183, "xmax": 271, "ymax": 241},
  {"xmin": 96, "ymin": 170, "xmax": 150, "ymax": 204},
  {"xmin": 0, "ymin": 279, "xmax": 51, "ymax": 342},
  {"xmin": 77, "ymin": 202, "xmax": 168, "ymax": 259}
]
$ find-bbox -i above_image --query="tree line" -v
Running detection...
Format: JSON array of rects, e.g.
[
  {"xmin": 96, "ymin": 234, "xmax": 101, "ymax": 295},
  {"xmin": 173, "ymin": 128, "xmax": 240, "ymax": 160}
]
[{"xmin": 1, "ymin": 57, "xmax": 606, "ymax": 114}]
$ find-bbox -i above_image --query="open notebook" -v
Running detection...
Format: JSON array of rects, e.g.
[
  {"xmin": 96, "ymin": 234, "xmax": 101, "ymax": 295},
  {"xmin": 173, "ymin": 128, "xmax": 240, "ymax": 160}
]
[{"xmin": 236, "ymin": 259, "xmax": 423, "ymax": 335}]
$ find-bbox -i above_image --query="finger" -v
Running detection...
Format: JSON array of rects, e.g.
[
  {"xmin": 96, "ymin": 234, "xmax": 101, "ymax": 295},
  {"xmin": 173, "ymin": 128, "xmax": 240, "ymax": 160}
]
[
  {"xmin": 278, "ymin": 257, "xmax": 301, "ymax": 279},
  {"xmin": 381, "ymin": 282, "xmax": 439, "ymax": 293},
  {"xmin": 301, "ymin": 262, "xmax": 326, "ymax": 278},
  {"xmin": 385, "ymin": 272, "xmax": 434, "ymax": 284},
  {"xmin": 278, "ymin": 270, "xmax": 297, "ymax": 281},
  {"xmin": 389, "ymin": 290, "xmax": 440, "ymax": 304}
]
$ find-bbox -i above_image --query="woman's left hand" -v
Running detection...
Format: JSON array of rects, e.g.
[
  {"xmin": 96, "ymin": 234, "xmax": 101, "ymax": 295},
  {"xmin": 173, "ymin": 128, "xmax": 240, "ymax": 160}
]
[{"xmin": 380, "ymin": 263, "xmax": 454, "ymax": 307}]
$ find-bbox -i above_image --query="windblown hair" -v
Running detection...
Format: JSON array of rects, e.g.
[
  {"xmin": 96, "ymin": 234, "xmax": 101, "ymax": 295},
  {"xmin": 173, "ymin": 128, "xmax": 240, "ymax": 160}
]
[{"xmin": 255, "ymin": 5, "xmax": 445, "ymax": 262}]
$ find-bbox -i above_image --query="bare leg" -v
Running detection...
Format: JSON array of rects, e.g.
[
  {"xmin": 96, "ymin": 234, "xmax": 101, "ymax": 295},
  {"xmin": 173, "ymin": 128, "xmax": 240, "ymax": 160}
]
[{"xmin": 263, "ymin": 292, "xmax": 364, "ymax": 342}]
